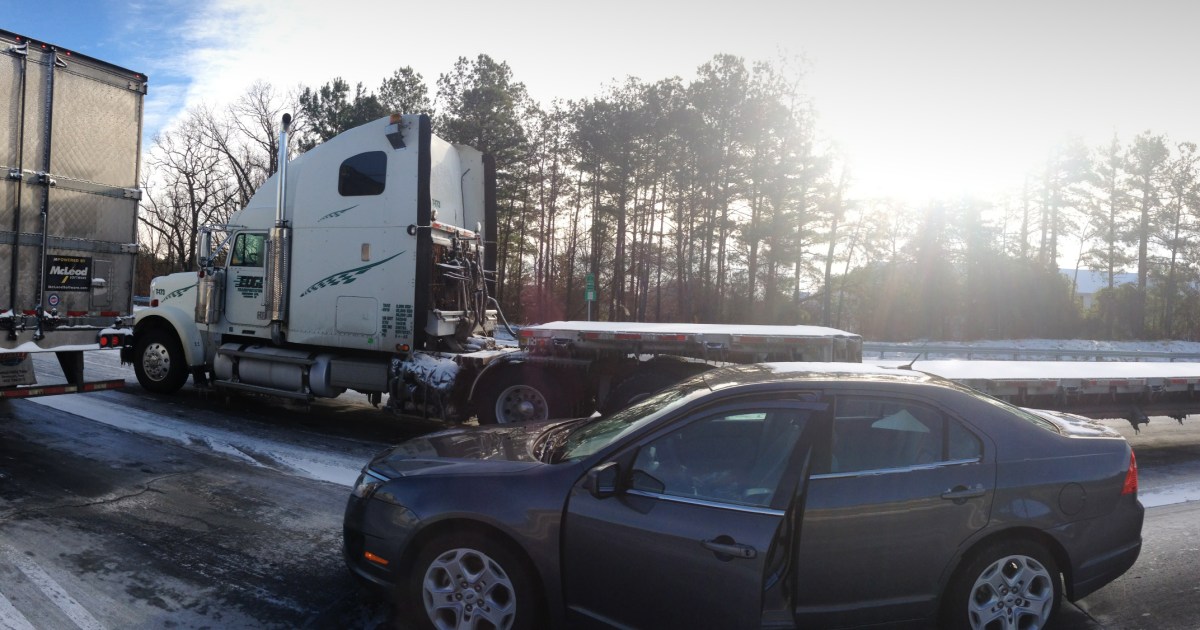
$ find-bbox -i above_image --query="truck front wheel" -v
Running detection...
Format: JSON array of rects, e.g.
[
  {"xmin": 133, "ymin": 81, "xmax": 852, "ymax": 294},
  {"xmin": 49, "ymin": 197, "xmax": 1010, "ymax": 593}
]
[
  {"xmin": 134, "ymin": 327, "xmax": 188, "ymax": 393},
  {"xmin": 476, "ymin": 365, "xmax": 572, "ymax": 425}
]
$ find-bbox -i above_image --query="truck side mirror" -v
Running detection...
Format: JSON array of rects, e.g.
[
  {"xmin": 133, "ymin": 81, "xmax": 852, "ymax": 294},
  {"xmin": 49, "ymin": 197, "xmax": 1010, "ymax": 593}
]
[
  {"xmin": 585, "ymin": 462, "xmax": 621, "ymax": 499},
  {"xmin": 197, "ymin": 230, "xmax": 212, "ymax": 269}
]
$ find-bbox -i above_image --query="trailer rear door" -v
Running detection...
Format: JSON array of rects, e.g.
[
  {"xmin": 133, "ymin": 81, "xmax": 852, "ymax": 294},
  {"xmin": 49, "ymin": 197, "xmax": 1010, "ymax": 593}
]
[{"xmin": 1, "ymin": 30, "xmax": 144, "ymax": 318}]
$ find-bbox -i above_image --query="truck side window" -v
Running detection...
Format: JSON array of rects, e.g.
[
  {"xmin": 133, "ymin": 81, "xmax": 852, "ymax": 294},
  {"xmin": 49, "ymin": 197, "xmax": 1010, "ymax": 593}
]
[
  {"xmin": 230, "ymin": 233, "xmax": 265, "ymax": 267},
  {"xmin": 339, "ymin": 151, "xmax": 387, "ymax": 196}
]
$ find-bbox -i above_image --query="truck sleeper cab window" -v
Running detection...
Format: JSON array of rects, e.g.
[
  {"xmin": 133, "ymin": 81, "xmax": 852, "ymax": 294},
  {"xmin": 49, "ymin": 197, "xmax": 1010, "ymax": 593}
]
[{"xmin": 339, "ymin": 151, "xmax": 387, "ymax": 196}]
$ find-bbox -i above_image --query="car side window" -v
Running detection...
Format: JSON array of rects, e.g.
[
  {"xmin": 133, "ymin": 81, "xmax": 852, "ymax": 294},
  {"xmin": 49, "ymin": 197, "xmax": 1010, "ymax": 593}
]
[
  {"xmin": 229, "ymin": 233, "xmax": 265, "ymax": 267},
  {"xmin": 339, "ymin": 151, "xmax": 387, "ymax": 196},
  {"xmin": 828, "ymin": 397, "xmax": 980, "ymax": 474},
  {"xmin": 630, "ymin": 409, "xmax": 809, "ymax": 508}
]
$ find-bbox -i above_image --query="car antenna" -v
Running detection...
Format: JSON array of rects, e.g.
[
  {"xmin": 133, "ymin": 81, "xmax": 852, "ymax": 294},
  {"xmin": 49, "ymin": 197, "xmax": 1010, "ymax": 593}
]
[{"xmin": 899, "ymin": 348, "xmax": 927, "ymax": 370}]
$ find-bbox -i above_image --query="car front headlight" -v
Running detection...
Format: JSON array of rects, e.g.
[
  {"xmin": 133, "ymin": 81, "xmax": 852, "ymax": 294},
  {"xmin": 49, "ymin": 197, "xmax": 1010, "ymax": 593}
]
[{"xmin": 351, "ymin": 469, "xmax": 389, "ymax": 499}]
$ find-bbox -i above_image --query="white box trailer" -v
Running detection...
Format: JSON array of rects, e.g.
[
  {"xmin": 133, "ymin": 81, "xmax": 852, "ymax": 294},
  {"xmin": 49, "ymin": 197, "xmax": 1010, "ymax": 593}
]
[{"xmin": 0, "ymin": 30, "xmax": 140, "ymax": 396}]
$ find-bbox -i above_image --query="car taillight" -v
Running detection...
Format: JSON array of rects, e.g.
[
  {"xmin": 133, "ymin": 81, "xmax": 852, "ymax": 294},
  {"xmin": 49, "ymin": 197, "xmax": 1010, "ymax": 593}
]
[{"xmin": 1121, "ymin": 450, "xmax": 1138, "ymax": 495}]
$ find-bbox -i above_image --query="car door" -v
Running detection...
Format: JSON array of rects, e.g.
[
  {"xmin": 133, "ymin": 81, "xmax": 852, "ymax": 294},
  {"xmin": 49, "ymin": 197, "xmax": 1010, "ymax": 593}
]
[
  {"xmin": 562, "ymin": 399, "xmax": 821, "ymax": 629},
  {"xmin": 792, "ymin": 392, "xmax": 995, "ymax": 627}
]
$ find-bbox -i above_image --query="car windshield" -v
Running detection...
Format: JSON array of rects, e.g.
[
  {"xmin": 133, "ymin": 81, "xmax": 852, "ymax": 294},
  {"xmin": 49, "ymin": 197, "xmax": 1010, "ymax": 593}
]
[{"xmin": 557, "ymin": 377, "xmax": 711, "ymax": 462}]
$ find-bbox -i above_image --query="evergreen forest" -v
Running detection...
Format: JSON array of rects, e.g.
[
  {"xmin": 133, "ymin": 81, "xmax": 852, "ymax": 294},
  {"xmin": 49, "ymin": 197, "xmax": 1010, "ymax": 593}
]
[{"xmin": 138, "ymin": 54, "xmax": 1200, "ymax": 341}]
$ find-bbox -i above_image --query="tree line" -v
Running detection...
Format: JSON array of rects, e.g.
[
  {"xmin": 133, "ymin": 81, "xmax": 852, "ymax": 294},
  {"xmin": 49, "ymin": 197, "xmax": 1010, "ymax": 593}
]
[{"xmin": 138, "ymin": 54, "xmax": 1200, "ymax": 341}]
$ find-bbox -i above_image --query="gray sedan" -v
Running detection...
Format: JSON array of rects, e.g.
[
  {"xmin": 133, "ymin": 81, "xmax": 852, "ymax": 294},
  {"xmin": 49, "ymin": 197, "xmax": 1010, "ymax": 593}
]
[{"xmin": 343, "ymin": 363, "xmax": 1143, "ymax": 629}]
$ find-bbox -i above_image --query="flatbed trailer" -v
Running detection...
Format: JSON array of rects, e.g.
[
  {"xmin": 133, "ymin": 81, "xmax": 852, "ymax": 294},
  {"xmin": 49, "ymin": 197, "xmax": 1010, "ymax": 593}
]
[
  {"xmin": 438, "ymin": 321, "xmax": 864, "ymax": 424},
  {"xmin": 875, "ymin": 359, "xmax": 1200, "ymax": 431}
]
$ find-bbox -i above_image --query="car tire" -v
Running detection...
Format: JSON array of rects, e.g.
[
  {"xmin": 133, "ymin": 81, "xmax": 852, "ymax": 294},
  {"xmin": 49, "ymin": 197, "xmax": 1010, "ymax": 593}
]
[
  {"xmin": 943, "ymin": 539, "xmax": 1062, "ymax": 630},
  {"xmin": 405, "ymin": 531, "xmax": 541, "ymax": 630},
  {"xmin": 475, "ymin": 365, "xmax": 571, "ymax": 424},
  {"xmin": 133, "ymin": 326, "xmax": 188, "ymax": 393}
]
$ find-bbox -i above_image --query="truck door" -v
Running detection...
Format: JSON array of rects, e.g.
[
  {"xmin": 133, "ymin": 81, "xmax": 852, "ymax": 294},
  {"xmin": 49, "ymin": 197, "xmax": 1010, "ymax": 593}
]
[{"xmin": 225, "ymin": 232, "xmax": 267, "ymax": 327}]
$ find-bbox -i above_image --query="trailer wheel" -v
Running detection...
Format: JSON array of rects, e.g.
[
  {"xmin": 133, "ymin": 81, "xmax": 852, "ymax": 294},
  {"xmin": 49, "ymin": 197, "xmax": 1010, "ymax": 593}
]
[
  {"xmin": 133, "ymin": 327, "xmax": 188, "ymax": 393},
  {"xmin": 600, "ymin": 361, "xmax": 712, "ymax": 414},
  {"xmin": 476, "ymin": 365, "xmax": 571, "ymax": 425}
]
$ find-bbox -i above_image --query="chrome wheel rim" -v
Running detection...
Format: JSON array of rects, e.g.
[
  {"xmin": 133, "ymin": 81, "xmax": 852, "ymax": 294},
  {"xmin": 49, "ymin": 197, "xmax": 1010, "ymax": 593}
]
[
  {"xmin": 422, "ymin": 547, "xmax": 517, "ymax": 630},
  {"xmin": 141, "ymin": 342, "xmax": 172, "ymax": 382},
  {"xmin": 494, "ymin": 384, "xmax": 547, "ymax": 423},
  {"xmin": 968, "ymin": 554, "xmax": 1054, "ymax": 630}
]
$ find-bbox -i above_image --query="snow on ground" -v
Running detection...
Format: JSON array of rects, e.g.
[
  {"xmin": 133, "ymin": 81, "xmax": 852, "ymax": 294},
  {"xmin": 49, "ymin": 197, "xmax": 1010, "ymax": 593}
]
[{"xmin": 27, "ymin": 394, "xmax": 368, "ymax": 487}]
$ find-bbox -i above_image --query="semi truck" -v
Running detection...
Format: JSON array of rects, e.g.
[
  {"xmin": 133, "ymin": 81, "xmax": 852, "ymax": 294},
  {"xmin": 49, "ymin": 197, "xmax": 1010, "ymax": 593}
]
[
  {"xmin": 126, "ymin": 110, "xmax": 1200, "ymax": 430},
  {"xmin": 0, "ymin": 30, "xmax": 140, "ymax": 398},
  {"xmin": 126, "ymin": 112, "xmax": 863, "ymax": 423}
]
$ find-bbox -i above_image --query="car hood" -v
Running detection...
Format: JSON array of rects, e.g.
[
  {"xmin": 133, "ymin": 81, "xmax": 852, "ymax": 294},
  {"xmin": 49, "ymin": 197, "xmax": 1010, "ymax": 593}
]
[
  {"xmin": 1025, "ymin": 408, "xmax": 1123, "ymax": 438},
  {"xmin": 369, "ymin": 419, "xmax": 584, "ymax": 478}
]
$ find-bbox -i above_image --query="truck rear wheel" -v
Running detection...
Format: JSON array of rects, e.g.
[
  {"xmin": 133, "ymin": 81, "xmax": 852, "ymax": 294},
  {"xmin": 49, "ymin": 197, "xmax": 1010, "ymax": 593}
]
[
  {"xmin": 476, "ymin": 365, "xmax": 572, "ymax": 425},
  {"xmin": 134, "ymin": 327, "xmax": 188, "ymax": 393}
]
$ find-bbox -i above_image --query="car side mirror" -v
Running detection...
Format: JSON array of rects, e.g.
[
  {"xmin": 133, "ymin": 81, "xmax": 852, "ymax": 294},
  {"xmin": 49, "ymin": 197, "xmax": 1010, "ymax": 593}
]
[{"xmin": 585, "ymin": 462, "xmax": 621, "ymax": 499}]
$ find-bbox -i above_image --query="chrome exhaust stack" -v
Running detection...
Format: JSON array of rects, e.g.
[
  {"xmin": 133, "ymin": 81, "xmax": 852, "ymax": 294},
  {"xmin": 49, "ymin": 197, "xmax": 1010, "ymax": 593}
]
[{"xmin": 266, "ymin": 113, "xmax": 292, "ymax": 344}]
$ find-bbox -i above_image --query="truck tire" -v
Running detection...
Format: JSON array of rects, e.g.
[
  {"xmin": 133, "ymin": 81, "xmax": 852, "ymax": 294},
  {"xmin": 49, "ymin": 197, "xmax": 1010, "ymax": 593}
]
[
  {"xmin": 133, "ymin": 327, "xmax": 188, "ymax": 393},
  {"xmin": 476, "ymin": 365, "xmax": 571, "ymax": 425},
  {"xmin": 600, "ymin": 361, "xmax": 712, "ymax": 414}
]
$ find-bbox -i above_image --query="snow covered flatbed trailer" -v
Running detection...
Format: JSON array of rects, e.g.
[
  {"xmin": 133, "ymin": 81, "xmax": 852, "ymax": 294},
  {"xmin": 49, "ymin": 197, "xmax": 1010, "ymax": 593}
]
[
  {"xmin": 884, "ymin": 360, "xmax": 1200, "ymax": 431},
  {"xmin": 1, "ymin": 30, "xmax": 141, "ymax": 393},
  {"xmin": 452, "ymin": 321, "xmax": 863, "ymax": 424}
]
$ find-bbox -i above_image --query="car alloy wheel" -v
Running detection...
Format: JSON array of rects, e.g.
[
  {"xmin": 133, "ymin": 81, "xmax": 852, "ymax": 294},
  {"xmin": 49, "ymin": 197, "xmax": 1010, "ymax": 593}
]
[
  {"xmin": 422, "ymin": 546, "xmax": 517, "ymax": 630},
  {"xmin": 967, "ymin": 553, "xmax": 1055, "ymax": 629}
]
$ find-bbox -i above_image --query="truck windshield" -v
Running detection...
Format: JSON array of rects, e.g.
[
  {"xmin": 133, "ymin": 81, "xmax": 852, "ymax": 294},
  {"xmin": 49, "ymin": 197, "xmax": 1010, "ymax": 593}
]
[{"xmin": 557, "ymin": 378, "xmax": 710, "ymax": 462}]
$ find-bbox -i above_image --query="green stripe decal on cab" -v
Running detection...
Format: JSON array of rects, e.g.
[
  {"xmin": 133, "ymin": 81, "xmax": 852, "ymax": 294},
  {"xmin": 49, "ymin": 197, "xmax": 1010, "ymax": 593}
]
[
  {"xmin": 300, "ymin": 251, "xmax": 405, "ymax": 297},
  {"xmin": 318, "ymin": 205, "xmax": 358, "ymax": 222},
  {"xmin": 164, "ymin": 284, "xmax": 196, "ymax": 301}
]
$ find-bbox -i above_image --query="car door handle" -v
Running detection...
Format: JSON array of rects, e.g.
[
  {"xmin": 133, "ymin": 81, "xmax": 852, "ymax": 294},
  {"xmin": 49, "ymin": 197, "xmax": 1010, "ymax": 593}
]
[
  {"xmin": 941, "ymin": 484, "xmax": 986, "ymax": 502},
  {"xmin": 701, "ymin": 538, "xmax": 757, "ymax": 560}
]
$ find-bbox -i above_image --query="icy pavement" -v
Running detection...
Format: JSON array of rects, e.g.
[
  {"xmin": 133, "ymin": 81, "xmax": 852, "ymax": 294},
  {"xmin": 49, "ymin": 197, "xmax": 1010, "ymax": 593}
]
[{"xmin": 28, "ymin": 394, "xmax": 371, "ymax": 487}]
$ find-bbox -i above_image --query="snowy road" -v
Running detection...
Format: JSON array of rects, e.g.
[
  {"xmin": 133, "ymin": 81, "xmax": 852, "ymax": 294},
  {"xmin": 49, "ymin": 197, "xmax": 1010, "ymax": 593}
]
[{"xmin": 0, "ymin": 350, "xmax": 1198, "ymax": 628}]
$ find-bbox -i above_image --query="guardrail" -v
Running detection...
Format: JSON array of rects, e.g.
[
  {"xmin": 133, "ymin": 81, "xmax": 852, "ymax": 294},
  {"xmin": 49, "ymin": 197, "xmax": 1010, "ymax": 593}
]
[{"xmin": 862, "ymin": 343, "xmax": 1200, "ymax": 363}]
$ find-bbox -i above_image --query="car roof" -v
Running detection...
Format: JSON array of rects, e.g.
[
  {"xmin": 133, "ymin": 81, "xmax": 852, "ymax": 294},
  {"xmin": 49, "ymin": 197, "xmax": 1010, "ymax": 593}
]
[{"xmin": 701, "ymin": 362, "xmax": 940, "ymax": 391}]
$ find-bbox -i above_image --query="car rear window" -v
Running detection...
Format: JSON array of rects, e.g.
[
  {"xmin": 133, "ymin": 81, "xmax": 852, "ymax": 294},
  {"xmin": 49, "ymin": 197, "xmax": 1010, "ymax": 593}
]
[{"xmin": 972, "ymin": 392, "xmax": 1062, "ymax": 434}]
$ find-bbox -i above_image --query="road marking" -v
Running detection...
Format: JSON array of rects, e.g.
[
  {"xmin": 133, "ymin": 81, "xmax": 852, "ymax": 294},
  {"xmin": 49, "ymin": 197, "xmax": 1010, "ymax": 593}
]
[
  {"xmin": 0, "ymin": 546, "xmax": 105, "ymax": 630},
  {"xmin": 0, "ymin": 589, "xmax": 35, "ymax": 630}
]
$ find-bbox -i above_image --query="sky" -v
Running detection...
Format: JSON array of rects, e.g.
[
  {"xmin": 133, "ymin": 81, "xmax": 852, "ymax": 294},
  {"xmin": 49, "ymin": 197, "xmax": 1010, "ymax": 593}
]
[{"xmin": 9, "ymin": 0, "xmax": 1200, "ymax": 205}]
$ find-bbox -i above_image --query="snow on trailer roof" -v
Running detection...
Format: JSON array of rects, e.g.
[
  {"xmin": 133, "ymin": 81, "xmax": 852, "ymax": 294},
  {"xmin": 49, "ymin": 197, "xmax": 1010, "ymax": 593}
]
[
  {"xmin": 893, "ymin": 360, "xmax": 1200, "ymax": 381},
  {"xmin": 525, "ymin": 321, "xmax": 860, "ymax": 338}
]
